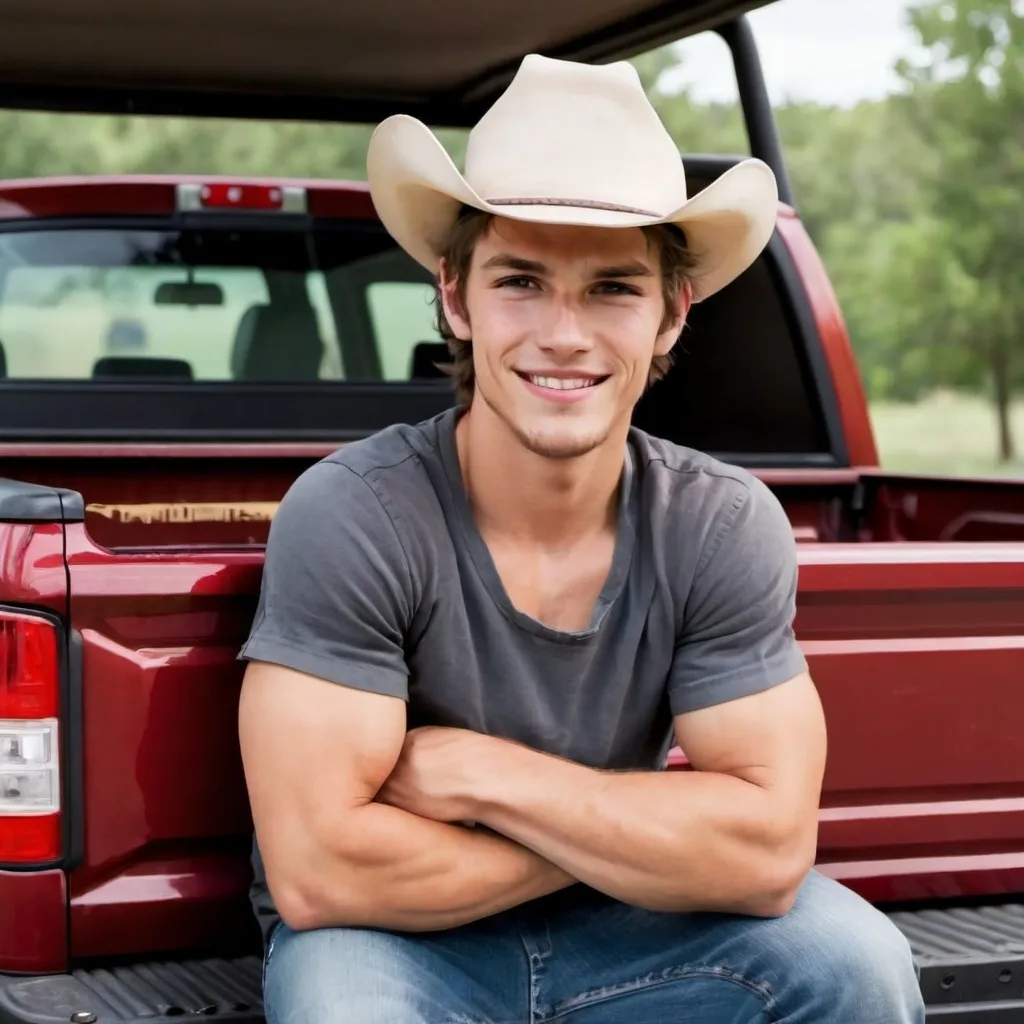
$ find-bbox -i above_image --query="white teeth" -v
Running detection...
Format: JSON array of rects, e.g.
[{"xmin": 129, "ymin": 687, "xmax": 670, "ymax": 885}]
[{"xmin": 527, "ymin": 375, "xmax": 599, "ymax": 391}]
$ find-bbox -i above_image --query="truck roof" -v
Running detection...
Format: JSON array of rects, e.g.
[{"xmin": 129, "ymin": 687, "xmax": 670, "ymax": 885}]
[{"xmin": 0, "ymin": 0, "xmax": 773, "ymax": 123}]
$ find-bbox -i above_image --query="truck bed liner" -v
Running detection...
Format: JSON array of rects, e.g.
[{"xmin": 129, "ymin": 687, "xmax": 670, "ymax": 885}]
[
  {"xmin": 0, "ymin": 956, "xmax": 264, "ymax": 1023},
  {"xmin": 892, "ymin": 903, "xmax": 1024, "ymax": 1012},
  {"xmin": 2, "ymin": 904, "xmax": 1024, "ymax": 1022}
]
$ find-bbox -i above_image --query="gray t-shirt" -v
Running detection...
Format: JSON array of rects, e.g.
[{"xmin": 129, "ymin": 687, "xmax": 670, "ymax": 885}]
[{"xmin": 238, "ymin": 407, "xmax": 806, "ymax": 938}]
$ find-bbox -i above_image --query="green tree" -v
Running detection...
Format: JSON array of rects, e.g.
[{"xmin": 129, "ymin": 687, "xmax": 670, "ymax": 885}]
[
  {"xmin": 776, "ymin": 97, "xmax": 932, "ymax": 247},
  {"xmin": 823, "ymin": 214, "xmax": 991, "ymax": 401},
  {"xmin": 896, "ymin": 0, "xmax": 1024, "ymax": 460}
]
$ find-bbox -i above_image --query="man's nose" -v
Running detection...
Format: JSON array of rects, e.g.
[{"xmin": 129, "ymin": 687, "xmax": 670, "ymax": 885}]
[{"xmin": 541, "ymin": 296, "xmax": 593, "ymax": 353}]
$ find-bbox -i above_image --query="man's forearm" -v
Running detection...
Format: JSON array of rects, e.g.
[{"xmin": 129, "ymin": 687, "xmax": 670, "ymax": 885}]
[
  {"xmin": 277, "ymin": 800, "xmax": 575, "ymax": 932},
  {"xmin": 466, "ymin": 743, "xmax": 813, "ymax": 916}
]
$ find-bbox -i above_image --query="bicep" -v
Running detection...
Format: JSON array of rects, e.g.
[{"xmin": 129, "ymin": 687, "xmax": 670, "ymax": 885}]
[
  {"xmin": 673, "ymin": 672, "xmax": 827, "ymax": 826},
  {"xmin": 238, "ymin": 661, "xmax": 406, "ymax": 887},
  {"xmin": 239, "ymin": 462, "xmax": 417, "ymax": 701},
  {"xmin": 668, "ymin": 476, "xmax": 807, "ymax": 716}
]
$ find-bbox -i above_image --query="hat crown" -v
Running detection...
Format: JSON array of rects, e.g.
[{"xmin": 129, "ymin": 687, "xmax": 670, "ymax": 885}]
[{"xmin": 463, "ymin": 54, "xmax": 688, "ymax": 217}]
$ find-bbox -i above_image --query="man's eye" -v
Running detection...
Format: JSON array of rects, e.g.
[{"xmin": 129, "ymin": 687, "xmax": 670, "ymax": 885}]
[
  {"xmin": 595, "ymin": 281, "xmax": 639, "ymax": 295},
  {"xmin": 497, "ymin": 276, "xmax": 538, "ymax": 289}
]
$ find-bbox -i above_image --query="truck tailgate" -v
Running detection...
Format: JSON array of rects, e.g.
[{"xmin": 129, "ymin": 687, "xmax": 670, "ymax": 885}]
[
  {"xmin": 797, "ymin": 541, "xmax": 1024, "ymax": 901},
  {"xmin": 65, "ymin": 539, "xmax": 263, "ymax": 959}
]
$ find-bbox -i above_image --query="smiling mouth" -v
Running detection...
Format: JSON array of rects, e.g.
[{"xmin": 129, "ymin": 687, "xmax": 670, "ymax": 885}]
[{"xmin": 515, "ymin": 372, "xmax": 609, "ymax": 392}]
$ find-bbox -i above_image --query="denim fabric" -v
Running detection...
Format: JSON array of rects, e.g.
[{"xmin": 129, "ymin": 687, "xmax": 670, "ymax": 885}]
[{"xmin": 262, "ymin": 869, "xmax": 925, "ymax": 1023}]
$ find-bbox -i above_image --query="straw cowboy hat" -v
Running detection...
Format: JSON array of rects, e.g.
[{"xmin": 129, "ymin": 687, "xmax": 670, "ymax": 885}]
[{"xmin": 366, "ymin": 53, "xmax": 779, "ymax": 302}]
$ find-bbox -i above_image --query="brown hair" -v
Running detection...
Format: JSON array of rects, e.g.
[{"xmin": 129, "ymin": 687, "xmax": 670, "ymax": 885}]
[{"xmin": 432, "ymin": 207, "xmax": 698, "ymax": 405}]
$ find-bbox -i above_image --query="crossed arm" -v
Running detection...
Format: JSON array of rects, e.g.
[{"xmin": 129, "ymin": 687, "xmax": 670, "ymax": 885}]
[{"xmin": 238, "ymin": 660, "xmax": 827, "ymax": 933}]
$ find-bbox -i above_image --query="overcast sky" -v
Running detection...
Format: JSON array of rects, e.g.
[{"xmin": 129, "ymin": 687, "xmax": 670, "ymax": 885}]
[{"xmin": 663, "ymin": 0, "xmax": 920, "ymax": 106}]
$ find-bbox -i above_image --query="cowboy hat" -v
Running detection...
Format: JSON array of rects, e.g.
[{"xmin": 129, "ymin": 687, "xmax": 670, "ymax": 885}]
[{"xmin": 366, "ymin": 53, "xmax": 778, "ymax": 302}]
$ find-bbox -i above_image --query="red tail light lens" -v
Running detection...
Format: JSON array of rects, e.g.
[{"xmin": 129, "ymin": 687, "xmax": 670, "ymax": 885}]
[
  {"xmin": 0, "ymin": 613, "xmax": 58, "ymax": 719},
  {"xmin": 0, "ymin": 814, "xmax": 60, "ymax": 862},
  {"xmin": 0, "ymin": 611, "xmax": 61, "ymax": 864}
]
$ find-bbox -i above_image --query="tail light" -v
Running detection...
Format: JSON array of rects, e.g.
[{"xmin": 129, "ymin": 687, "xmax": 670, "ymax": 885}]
[{"xmin": 0, "ymin": 611, "xmax": 61, "ymax": 864}]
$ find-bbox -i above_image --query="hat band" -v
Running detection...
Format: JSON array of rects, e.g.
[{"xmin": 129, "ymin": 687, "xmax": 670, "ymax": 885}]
[{"xmin": 486, "ymin": 196, "xmax": 660, "ymax": 217}]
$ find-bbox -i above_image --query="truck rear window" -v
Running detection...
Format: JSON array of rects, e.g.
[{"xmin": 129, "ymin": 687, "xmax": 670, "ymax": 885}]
[
  {"xmin": 0, "ymin": 178, "xmax": 839, "ymax": 466},
  {"xmin": 0, "ymin": 223, "xmax": 442, "ymax": 383}
]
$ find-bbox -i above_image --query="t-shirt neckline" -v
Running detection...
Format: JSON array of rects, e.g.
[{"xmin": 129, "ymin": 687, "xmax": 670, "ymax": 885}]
[{"xmin": 435, "ymin": 407, "xmax": 639, "ymax": 643}]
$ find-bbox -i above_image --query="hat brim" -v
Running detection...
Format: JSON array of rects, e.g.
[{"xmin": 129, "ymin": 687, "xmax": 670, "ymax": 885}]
[{"xmin": 366, "ymin": 114, "xmax": 779, "ymax": 302}]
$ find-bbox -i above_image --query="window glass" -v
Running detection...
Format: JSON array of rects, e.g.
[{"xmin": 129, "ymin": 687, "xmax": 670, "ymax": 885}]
[
  {"xmin": 366, "ymin": 281, "xmax": 441, "ymax": 381},
  {"xmin": 0, "ymin": 263, "xmax": 273, "ymax": 379},
  {"xmin": 0, "ymin": 227, "xmax": 390, "ymax": 381}
]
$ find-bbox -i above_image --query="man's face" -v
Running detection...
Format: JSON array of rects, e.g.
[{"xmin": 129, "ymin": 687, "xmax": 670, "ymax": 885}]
[{"xmin": 441, "ymin": 217, "xmax": 690, "ymax": 461}]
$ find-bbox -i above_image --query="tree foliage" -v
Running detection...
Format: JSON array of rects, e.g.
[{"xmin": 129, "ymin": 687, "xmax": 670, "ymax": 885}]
[
  {"xmin": 0, "ymin": 0, "xmax": 1020, "ymax": 459},
  {"xmin": 892, "ymin": 0, "xmax": 1024, "ymax": 458}
]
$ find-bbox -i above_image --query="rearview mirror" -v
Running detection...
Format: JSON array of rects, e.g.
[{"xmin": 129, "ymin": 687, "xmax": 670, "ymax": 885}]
[{"xmin": 154, "ymin": 281, "xmax": 225, "ymax": 306}]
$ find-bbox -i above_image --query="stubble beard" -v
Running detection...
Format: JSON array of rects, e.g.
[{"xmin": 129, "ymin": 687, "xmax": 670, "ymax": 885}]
[{"xmin": 477, "ymin": 380, "xmax": 613, "ymax": 460}]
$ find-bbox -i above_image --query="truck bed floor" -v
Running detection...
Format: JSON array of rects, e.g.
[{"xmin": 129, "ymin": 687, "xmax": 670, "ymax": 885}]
[
  {"xmin": 3, "ymin": 904, "xmax": 1024, "ymax": 1022},
  {"xmin": 891, "ymin": 902, "xmax": 1024, "ymax": 1018},
  {"xmin": 0, "ymin": 957, "xmax": 264, "ymax": 1023}
]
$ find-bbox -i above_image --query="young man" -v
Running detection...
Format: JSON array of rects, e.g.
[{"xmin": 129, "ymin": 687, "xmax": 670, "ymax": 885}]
[{"xmin": 238, "ymin": 54, "xmax": 925, "ymax": 1023}]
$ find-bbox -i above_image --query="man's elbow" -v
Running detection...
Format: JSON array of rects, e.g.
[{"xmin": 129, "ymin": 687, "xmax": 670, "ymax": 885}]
[
  {"xmin": 271, "ymin": 870, "xmax": 372, "ymax": 932},
  {"xmin": 743, "ymin": 878, "xmax": 800, "ymax": 919},
  {"xmin": 744, "ymin": 831, "xmax": 818, "ymax": 918},
  {"xmin": 273, "ymin": 882, "xmax": 321, "ymax": 932},
  {"xmin": 259, "ymin": 803, "xmax": 381, "ymax": 931},
  {"xmin": 265, "ymin": 846, "xmax": 368, "ymax": 933}
]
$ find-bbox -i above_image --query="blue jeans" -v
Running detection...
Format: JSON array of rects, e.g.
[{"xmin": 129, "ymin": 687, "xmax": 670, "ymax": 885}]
[{"xmin": 263, "ymin": 870, "xmax": 924, "ymax": 1023}]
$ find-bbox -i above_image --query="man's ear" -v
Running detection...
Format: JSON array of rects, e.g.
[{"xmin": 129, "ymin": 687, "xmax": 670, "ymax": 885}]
[
  {"xmin": 439, "ymin": 259, "xmax": 472, "ymax": 342},
  {"xmin": 654, "ymin": 279, "xmax": 693, "ymax": 357}
]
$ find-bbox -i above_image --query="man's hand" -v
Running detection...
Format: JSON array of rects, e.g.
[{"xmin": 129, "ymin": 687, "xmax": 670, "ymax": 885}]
[{"xmin": 377, "ymin": 726, "xmax": 494, "ymax": 824}]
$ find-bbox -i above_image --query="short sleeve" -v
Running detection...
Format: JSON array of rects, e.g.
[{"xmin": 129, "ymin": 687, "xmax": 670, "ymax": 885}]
[
  {"xmin": 238, "ymin": 460, "xmax": 417, "ymax": 700},
  {"xmin": 667, "ymin": 475, "xmax": 807, "ymax": 716}
]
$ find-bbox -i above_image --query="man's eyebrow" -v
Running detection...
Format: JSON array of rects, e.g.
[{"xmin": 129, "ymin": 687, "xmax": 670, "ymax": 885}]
[
  {"xmin": 479, "ymin": 255, "xmax": 653, "ymax": 279},
  {"xmin": 590, "ymin": 262, "xmax": 653, "ymax": 279},
  {"xmin": 480, "ymin": 254, "xmax": 549, "ymax": 274}
]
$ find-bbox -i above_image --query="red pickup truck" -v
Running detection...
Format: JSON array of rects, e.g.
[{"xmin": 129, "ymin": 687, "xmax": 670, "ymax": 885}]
[{"xmin": 1, "ymin": 2, "xmax": 1023, "ymax": 1022}]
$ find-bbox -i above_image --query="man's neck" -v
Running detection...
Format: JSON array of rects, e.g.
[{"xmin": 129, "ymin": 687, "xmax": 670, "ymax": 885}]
[{"xmin": 454, "ymin": 404, "xmax": 629, "ymax": 548}]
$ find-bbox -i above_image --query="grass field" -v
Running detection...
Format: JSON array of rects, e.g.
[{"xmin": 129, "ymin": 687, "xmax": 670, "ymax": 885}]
[{"xmin": 869, "ymin": 391, "xmax": 1024, "ymax": 478}]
